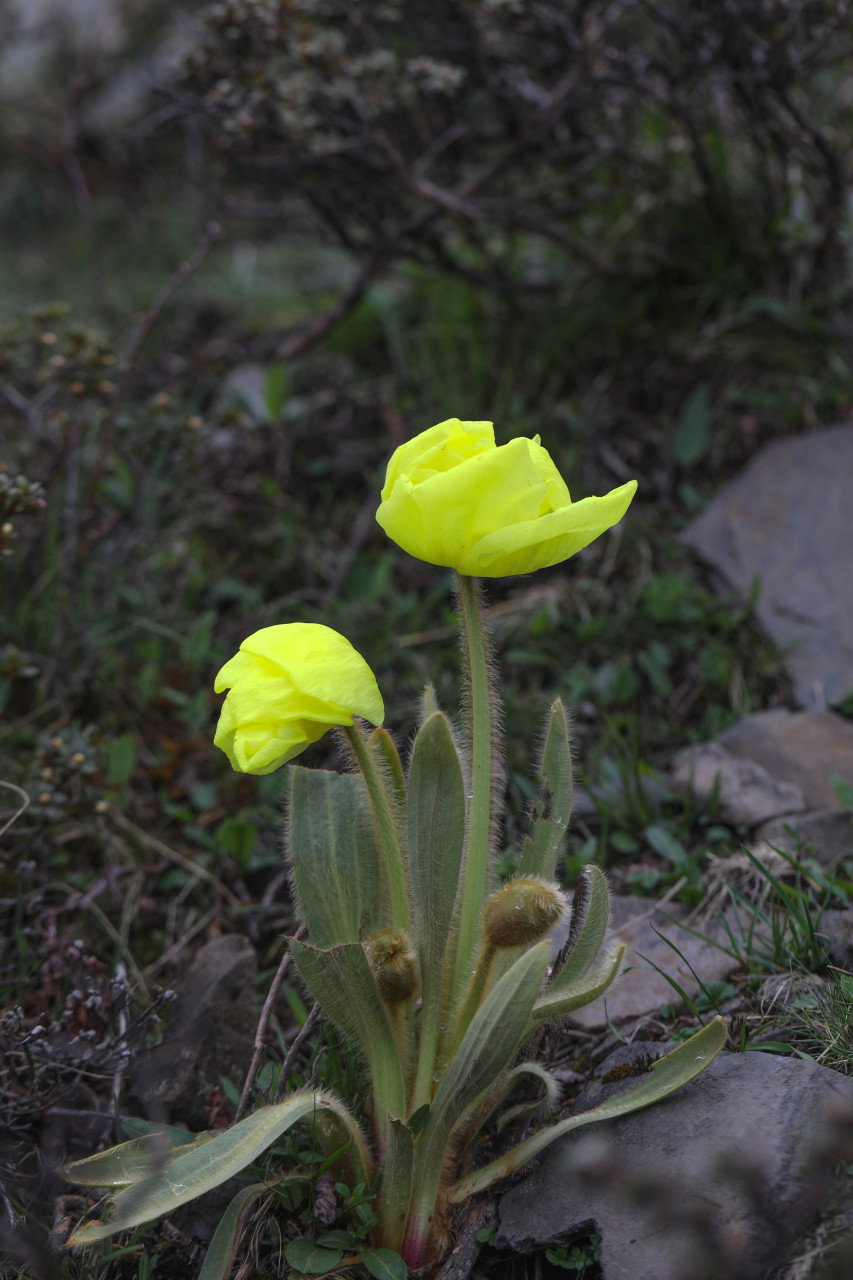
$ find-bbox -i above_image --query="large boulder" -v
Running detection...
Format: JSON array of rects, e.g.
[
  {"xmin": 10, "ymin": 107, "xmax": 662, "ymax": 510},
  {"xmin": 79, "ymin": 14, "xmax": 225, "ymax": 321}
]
[
  {"xmin": 498, "ymin": 1048, "xmax": 853, "ymax": 1280},
  {"xmin": 681, "ymin": 424, "xmax": 853, "ymax": 708}
]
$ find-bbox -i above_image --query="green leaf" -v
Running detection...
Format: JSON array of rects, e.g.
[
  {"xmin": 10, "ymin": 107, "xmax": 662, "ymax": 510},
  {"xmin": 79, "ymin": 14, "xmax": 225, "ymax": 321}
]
[
  {"xmin": 105, "ymin": 734, "xmax": 136, "ymax": 786},
  {"xmin": 475, "ymin": 1224, "xmax": 498, "ymax": 1245},
  {"xmin": 517, "ymin": 699, "xmax": 574, "ymax": 880},
  {"xmin": 449, "ymin": 1017, "xmax": 728, "ymax": 1202},
  {"xmin": 216, "ymin": 817, "xmax": 258, "ymax": 868},
  {"xmin": 62, "ymin": 1132, "xmax": 184, "ymax": 1188},
  {"xmin": 644, "ymin": 823, "xmax": 686, "ymax": 866},
  {"xmin": 288, "ymin": 939, "xmax": 407, "ymax": 1151},
  {"xmin": 408, "ymin": 945, "xmax": 550, "ymax": 1241},
  {"xmin": 265, "ymin": 363, "xmax": 290, "ymax": 419},
  {"xmin": 406, "ymin": 1104, "xmax": 430, "ymax": 1137},
  {"xmin": 66, "ymin": 1090, "xmax": 366, "ymax": 1245},
  {"xmin": 285, "ymin": 1239, "xmax": 343, "ymax": 1274},
  {"xmin": 360, "ymin": 1248, "xmax": 407, "ymax": 1280},
  {"xmin": 548, "ymin": 865, "xmax": 611, "ymax": 993},
  {"xmin": 376, "ymin": 1118, "xmax": 413, "ymax": 1252},
  {"xmin": 672, "ymin": 384, "xmax": 711, "ymax": 466},
  {"xmin": 199, "ymin": 1184, "xmax": 271, "ymax": 1280},
  {"xmin": 317, "ymin": 1230, "xmax": 357, "ymax": 1249},
  {"xmin": 288, "ymin": 767, "xmax": 387, "ymax": 947},
  {"xmin": 116, "ymin": 1118, "xmax": 200, "ymax": 1148},
  {"xmin": 408, "ymin": 711, "xmax": 466, "ymax": 1102},
  {"xmin": 531, "ymin": 944, "xmax": 625, "ymax": 1026}
]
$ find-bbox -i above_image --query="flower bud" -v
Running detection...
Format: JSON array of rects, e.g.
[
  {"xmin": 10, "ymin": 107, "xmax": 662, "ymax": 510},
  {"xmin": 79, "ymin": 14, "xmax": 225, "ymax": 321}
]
[
  {"xmin": 363, "ymin": 928, "xmax": 419, "ymax": 1004},
  {"xmin": 482, "ymin": 878, "xmax": 567, "ymax": 949}
]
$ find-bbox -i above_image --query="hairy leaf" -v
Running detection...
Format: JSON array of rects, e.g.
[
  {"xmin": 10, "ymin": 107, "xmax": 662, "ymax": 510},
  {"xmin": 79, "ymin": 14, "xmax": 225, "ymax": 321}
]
[
  {"xmin": 288, "ymin": 766, "xmax": 387, "ymax": 946},
  {"xmin": 517, "ymin": 699, "xmax": 573, "ymax": 880}
]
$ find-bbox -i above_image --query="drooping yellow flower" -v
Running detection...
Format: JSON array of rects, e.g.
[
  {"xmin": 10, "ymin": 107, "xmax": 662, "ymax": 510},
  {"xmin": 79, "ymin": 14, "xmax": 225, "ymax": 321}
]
[
  {"xmin": 376, "ymin": 418, "xmax": 637, "ymax": 577},
  {"xmin": 213, "ymin": 624, "xmax": 384, "ymax": 774}
]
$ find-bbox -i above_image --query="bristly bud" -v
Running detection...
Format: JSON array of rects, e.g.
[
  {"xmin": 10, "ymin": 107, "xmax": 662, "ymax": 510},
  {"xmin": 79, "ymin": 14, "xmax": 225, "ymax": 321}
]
[
  {"xmin": 482, "ymin": 877, "xmax": 568, "ymax": 949},
  {"xmin": 364, "ymin": 928, "xmax": 419, "ymax": 1003}
]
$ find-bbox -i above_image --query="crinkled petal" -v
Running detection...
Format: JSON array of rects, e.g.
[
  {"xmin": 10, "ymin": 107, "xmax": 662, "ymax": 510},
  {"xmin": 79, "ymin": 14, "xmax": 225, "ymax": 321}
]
[
  {"xmin": 381, "ymin": 418, "xmax": 494, "ymax": 499},
  {"xmin": 377, "ymin": 436, "xmax": 550, "ymax": 569}
]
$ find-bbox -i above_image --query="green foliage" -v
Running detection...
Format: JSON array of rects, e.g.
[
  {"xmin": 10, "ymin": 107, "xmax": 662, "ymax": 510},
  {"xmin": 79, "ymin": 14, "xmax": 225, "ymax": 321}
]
[{"xmin": 546, "ymin": 1233, "xmax": 602, "ymax": 1272}]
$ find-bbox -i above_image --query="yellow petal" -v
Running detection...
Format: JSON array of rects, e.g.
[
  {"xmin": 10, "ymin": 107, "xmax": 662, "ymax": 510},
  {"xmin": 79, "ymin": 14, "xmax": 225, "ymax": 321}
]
[
  {"xmin": 465, "ymin": 480, "xmax": 638, "ymax": 576},
  {"xmin": 377, "ymin": 436, "xmax": 547, "ymax": 569},
  {"xmin": 381, "ymin": 418, "xmax": 494, "ymax": 499},
  {"xmin": 212, "ymin": 623, "xmax": 383, "ymax": 774}
]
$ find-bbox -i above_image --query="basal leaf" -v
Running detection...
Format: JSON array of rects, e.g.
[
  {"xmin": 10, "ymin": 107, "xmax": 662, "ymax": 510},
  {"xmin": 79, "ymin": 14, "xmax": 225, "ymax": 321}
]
[
  {"xmin": 517, "ymin": 699, "xmax": 573, "ymax": 880},
  {"xmin": 66, "ymin": 1090, "xmax": 355, "ymax": 1245},
  {"xmin": 531, "ymin": 944, "xmax": 625, "ymax": 1026},
  {"xmin": 199, "ymin": 1184, "xmax": 271, "ymax": 1280},
  {"xmin": 288, "ymin": 767, "xmax": 387, "ymax": 947},
  {"xmin": 408, "ymin": 711, "xmax": 466, "ymax": 1102},
  {"xmin": 288, "ymin": 939, "xmax": 407, "ymax": 1149},
  {"xmin": 449, "ymin": 1017, "xmax": 728, "ymax": 1202},
  {"xmin": 547, "ymin": 864, "xmax": 610, "ymax": 993}
]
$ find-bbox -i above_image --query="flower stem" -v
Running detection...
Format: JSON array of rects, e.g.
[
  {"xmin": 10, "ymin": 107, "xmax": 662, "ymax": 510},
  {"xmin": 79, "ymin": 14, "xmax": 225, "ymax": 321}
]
[
  {"xmin": 451, "ymin": 574, "xmax": 495, "ymax": 995},
  {"xmin": 344, "ymin": 724, "xmax": 412, "ymax": 936}
]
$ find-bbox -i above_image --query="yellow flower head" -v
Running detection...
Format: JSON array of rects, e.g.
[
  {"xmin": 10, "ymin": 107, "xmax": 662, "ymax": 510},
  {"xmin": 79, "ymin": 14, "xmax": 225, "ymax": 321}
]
[
  {"xmin": 376, "ymin": 418, "xmax": 637, "ymax": 577},
  {"xmin": 213, "ymin": 623, "xmax": 384, "ymax": 774}
]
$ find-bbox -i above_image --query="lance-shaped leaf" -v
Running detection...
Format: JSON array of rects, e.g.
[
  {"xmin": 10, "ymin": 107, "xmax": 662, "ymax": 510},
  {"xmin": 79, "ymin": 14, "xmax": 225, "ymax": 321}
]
[
  {"xmin": 288, "ymin": 767, "xmax": 387, "ymax": 947},
  {"xmin": 448, "ymin": 1016, "xmax": 728, "ymax": 1203},
  {"xmin": 530, "ymin": 943, "xmax": 625, "ymax": 1027},
  {"xmin": 408, "ymin": 711, "xmax": 466, "ymax": 1105},
  {"xmin": 289, "ymin": 938, "xmax": 407, "ymax": 1149},
  {"xmin": 404, "ymin": 945, "xmax": 549, "ymax": 1260},
  {"xmin": 62, "ymin": 1131, "xmax": 209, "ymax": 1188},
  {"xmin": 65, "ymin": 1089, "xmax": 368, "ymax": 1245},
  {"xmin": 517, "ymin": 699, "xmax": 573, "ymax": 880},
  {"xmin": 198, "ymin": 1183, "xmax": 275, "ymax": 1280},
  {"xmin": 547, "ymin": 864, "xmax": 611, "ymax": 994}
]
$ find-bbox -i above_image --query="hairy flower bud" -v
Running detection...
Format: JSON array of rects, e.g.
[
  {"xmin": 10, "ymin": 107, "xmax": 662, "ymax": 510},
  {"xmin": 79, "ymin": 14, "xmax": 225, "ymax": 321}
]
[
  {"xmin": 482, "ymin": 878, "xmax": 568, "ymax": 949},
  {"xmin": 364, "ymin": 928, "xmax": 419, "ymax": 1004}
]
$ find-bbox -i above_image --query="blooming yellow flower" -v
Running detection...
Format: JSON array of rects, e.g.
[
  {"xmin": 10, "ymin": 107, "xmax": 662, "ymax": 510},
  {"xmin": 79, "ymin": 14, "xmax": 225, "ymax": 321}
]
[
  {"xmin": 376, "ymin": 418, "xmax": 637, "ymax": 577},
  {"xmin": 213, "ymin": 624, "xmax": 384, "ymax": 774}
]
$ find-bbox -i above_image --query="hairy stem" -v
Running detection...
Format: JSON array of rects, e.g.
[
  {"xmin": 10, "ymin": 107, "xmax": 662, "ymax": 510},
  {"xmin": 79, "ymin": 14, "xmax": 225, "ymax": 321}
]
[
  {"xmin": 344, "ymin": 723, "xmax": 412, "ymax": 936},
  {"xmin": 451, "ymin": 574, "xmax": 495, "ymax": 993}
]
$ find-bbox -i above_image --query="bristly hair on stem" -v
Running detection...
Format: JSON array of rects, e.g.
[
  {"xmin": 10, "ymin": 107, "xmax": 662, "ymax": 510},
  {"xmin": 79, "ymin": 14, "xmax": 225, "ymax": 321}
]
[
  {"xmin": 453, "ymin": 574, "xmax": 506, "ymax": 878},
  {"xmin": 450, "ymin": 574, "xmax": 506, "ymax": 993}
]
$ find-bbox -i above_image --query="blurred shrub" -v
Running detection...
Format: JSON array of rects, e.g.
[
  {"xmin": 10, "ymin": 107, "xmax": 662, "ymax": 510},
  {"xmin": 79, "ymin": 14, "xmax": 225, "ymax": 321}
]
[{"xmin": 183, "ymin": 0, "xmax": 853, "ymax": 303}]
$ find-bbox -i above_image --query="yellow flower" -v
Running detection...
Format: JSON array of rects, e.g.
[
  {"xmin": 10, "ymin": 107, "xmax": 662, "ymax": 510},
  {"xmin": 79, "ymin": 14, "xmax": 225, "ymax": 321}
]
[
  {"xmin": 376, "ymin": 418, "xmax": 637, "ymax": 577},
  {"xmin": 213, "ymin": 624, "xmax": 383, "ymax": 774}
]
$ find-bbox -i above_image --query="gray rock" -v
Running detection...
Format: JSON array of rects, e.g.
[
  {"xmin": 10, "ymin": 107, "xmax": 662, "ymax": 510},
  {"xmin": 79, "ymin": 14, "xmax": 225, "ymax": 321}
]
[
  {"xmin": 670, "ymin": 740, "xmax": 805, "ymax": 826},
  {"xmin": 820, "ymin": 909, "xmax": 853, "ymax": 971},
  {"xmin": 681, "ymin": 423, "xmax": 853, "ymax": 708},
  {"xmin": 719, "ymin": 708, "xmax": 853, "ymax": 811},
  {"xmin": 131, "ymin": 935, "xmax": 257, "ymax": 1128},
  {"xmin": 557, "ymin": 895, "xmax": 740, "ymax": 1030},
  {"xmin": 757, "ymin": 808, "xmax": 853, "ymax": 866},
  {"xmin": 497, "ymin": 1050, "xmax": 853, "ymax": 1280}
]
